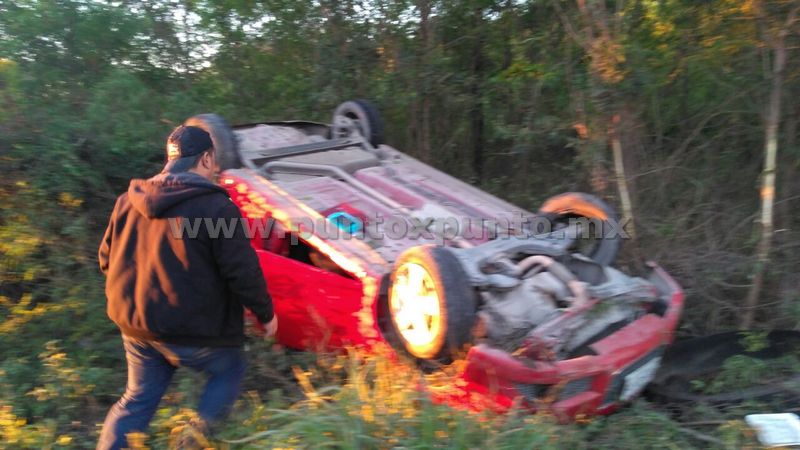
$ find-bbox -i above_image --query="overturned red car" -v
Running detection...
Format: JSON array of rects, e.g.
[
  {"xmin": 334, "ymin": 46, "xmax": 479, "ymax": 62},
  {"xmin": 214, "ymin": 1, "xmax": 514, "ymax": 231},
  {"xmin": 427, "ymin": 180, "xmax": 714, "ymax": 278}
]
[{"xmin": 183, "ymin": 100, "xmax": 683, "ymax": 418}]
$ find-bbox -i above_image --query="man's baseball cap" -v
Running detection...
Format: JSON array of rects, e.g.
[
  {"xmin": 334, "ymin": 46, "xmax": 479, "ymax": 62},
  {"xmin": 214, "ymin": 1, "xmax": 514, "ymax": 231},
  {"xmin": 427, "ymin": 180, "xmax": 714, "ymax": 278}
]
[{"xmin": 163, "ymin": 125, "xmax": 214, "ymax": 173}]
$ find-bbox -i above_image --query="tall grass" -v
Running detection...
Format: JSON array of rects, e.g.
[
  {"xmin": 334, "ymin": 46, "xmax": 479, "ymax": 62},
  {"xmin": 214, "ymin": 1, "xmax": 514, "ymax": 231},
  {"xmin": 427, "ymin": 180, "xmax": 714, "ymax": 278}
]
[
  {"xmin": 137, "ymin": 342, "xmax": 754, "ymax": 449},
  {"xmin": 0, "ymin": 299, "xmax": 758, "ymax": 449}
]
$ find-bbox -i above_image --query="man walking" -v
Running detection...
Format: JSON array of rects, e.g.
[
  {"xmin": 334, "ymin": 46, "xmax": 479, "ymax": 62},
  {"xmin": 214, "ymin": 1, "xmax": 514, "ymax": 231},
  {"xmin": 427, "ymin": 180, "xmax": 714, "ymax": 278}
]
[{"xmin": 97, "ymin": 125, "xmax": 277, "ymax": 449}]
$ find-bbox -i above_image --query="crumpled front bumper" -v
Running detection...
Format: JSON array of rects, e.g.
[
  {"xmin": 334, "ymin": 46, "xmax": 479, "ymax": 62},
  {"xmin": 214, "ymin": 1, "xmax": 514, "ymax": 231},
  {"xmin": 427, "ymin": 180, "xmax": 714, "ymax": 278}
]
[{"xmin": 432, "ymin": 262, "xmax": 684, "ymax": 420}]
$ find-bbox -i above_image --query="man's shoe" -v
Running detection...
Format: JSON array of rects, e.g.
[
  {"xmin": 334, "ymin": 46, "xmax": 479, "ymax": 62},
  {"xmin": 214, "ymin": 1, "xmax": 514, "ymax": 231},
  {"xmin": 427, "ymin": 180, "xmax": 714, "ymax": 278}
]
[{"xmin": 169, "ymin": 418, "xmax": 211, "ymax": 450}]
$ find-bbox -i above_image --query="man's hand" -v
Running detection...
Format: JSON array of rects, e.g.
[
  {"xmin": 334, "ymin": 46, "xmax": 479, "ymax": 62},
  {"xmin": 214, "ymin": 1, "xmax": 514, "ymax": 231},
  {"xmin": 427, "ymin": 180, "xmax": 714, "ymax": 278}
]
[{"xmin": 263, "ymin": 315, "xmax": 278, "ymax": 338}]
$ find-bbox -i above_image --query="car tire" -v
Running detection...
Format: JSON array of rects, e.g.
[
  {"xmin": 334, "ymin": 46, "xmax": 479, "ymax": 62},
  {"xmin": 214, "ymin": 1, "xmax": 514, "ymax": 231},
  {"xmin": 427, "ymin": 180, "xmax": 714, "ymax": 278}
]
[
  {"xmin": 538, "ymin": 192, "xmax": 621, "ymax": 266},
  {"xmin": 387, "ymin": 245, "xmax": 477, "ymax": 360},
  {"xmin": 184, "ymin": 113, "xmax": 242, "ymax": 170},
  {"xmin": 332, "ymin": 99, "xmax": 385, "ymax": 147}
]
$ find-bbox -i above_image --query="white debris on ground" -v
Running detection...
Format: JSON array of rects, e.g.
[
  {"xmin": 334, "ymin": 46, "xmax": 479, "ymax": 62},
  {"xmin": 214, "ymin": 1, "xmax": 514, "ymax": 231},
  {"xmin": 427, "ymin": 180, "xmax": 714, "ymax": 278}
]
[{"xmin": 745, "ymin": 413, "xmax": 800, "ymax": 447}]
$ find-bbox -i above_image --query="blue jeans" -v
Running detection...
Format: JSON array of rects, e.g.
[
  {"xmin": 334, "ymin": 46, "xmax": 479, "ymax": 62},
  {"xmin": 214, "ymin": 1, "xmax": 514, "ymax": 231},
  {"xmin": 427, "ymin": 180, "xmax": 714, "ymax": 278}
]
[{"xmin": 97, "ymin": 336, "xmax": 247, "ymax": 450}]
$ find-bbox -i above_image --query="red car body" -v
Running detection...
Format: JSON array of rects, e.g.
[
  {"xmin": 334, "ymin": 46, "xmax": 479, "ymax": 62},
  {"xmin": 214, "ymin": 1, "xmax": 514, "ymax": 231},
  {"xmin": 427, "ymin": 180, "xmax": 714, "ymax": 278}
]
[
  {"xmin": 184, "ymin": 101, "xmax": 683, "ymax": 418},
  {"xmin": 220, "ymin": 169, "xmax": 684, "ymax": 419}
]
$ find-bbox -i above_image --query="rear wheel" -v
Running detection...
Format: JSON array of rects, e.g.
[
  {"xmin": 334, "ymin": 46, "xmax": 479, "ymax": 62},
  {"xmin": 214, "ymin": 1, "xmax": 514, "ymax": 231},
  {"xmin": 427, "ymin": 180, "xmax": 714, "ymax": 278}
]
[
  {"xmin": 184, "ymin": 114, "xmax": 241, "ymax": 170},
  {"xmin": 538, "ymin": 192, "xmax": 621, "ymax": 266},
  {"xmin": 332, "ymin": 99, "xmax": 385, "ymax": 147},
  {"xmin": 388, "ymin": 245, "xmax": 477, "ymax": 360}
]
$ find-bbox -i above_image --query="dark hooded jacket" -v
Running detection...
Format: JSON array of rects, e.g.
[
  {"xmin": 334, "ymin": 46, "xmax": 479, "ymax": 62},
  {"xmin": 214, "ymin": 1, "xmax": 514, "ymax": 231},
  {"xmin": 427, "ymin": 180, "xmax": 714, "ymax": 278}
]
[{"xmin": 99, "ymin": 172, "xmax": 273, "ymax": 347}]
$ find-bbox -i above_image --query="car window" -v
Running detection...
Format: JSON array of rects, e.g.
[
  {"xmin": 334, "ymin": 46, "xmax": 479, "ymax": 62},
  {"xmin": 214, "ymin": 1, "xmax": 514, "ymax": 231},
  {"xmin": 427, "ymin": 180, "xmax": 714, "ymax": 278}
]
[{"xmin": 267, "ymin": 232, "xmax": 353, "ymax": 279}]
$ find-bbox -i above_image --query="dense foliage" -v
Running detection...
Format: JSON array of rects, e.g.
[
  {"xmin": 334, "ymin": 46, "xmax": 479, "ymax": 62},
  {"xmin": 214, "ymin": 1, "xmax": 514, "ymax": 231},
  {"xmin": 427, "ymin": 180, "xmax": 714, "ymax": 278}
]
[{"xmin": 1, "ymin": 0, "xmax": 798, "ymax": 447}]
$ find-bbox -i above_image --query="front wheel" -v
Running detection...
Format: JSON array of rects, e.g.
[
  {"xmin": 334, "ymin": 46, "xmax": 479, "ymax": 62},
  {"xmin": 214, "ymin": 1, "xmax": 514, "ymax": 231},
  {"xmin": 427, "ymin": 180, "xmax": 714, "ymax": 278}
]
[
  {"xmin": 387, "ymin": 246, "xmax": 477, "ymax": 360},
  {"xmin": 538, "ymin": 192, "xmax": 622, "ymax": 266}
]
